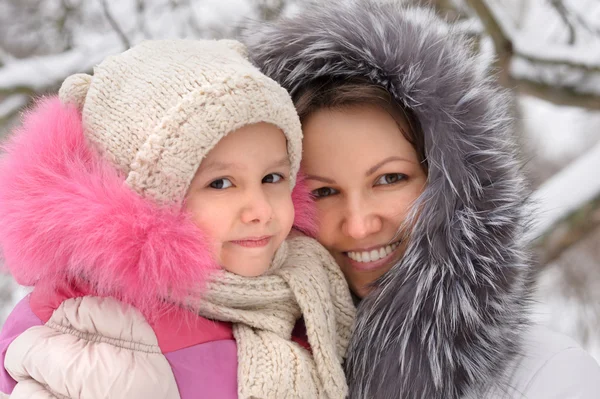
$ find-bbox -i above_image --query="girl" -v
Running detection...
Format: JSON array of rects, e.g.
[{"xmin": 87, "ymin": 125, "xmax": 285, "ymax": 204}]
[
  {"xmin": 0, "ymin": 39, "xmax": 355, "ymax": 399},
  {"xmin": 244, "ymin": 1, "xmax": 600, "ymax": 398}
]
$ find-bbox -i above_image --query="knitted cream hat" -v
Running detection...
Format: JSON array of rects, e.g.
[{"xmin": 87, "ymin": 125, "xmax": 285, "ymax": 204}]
[{"xmin": 58, "ymin": 39, "xmax": 302, "ymax": 203}]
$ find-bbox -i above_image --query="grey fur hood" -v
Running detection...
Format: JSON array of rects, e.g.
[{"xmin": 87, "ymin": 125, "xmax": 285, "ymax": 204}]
[{"xmin": 243, "ymin": 1, "xmax": 531, "ymax": 398}]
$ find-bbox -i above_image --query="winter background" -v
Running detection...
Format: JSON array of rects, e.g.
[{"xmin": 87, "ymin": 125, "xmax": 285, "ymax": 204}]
[{"xmin": 1, "ymin": 0, "xmax": 600, "ymax": 361}]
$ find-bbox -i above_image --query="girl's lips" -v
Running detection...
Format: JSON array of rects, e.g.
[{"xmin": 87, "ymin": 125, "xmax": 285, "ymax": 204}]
[
  {"xmin": 230, "ymin": 236, "xmax": 272, "ymax": 248},
  {"xmin": 344, "ymin": 243, "xmax": 401, "ymax": 272}
]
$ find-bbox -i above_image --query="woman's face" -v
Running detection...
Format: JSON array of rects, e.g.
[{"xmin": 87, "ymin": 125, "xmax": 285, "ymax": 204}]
[{"xmin": 302, "ymin": 104, "xmax": 426, "ymax": 298}]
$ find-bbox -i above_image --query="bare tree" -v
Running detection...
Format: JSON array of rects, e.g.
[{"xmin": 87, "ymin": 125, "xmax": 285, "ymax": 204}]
[{"xmin": 464, "ymin": 0, "xmax": 600, "ymax": 110}]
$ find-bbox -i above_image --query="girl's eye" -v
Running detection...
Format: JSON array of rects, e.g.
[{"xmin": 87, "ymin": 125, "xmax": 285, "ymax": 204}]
[
  {"xmin": 209, "ymin": 178, "xmax": 233, "ymax": 189},
  {"xmin": 311, "ymin": 187, "xmax": 339, "ymax": 198},
  {"xmin": 375, "ymin": 173, "xmax": 406, "ymax": 186},
  {"xmin": 263, "ymin": 173, "xmax": 284, "ymax": 184}
]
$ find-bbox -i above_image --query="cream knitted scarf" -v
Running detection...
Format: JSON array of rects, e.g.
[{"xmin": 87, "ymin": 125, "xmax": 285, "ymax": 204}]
[{"xmin": 193, "ymin": 236, "xmax": 356, "ymax": 399}]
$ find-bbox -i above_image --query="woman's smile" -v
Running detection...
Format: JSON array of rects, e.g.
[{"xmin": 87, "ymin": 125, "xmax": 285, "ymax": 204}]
[{"xmin": 344, "ymin": 240, "xmax": 402, "ymax": 271}]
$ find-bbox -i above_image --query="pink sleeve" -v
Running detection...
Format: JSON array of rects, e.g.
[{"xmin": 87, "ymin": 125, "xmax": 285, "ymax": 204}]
[{"xmin": 0, "ymin": 295, "xmax": 43, "ymax": 394}]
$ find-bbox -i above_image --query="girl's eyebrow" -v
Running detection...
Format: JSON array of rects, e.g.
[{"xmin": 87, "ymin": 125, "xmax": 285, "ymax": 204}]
[
  {"xmin": 200, "ymin": 157, "xmax": 290, "ymax": 174},
  {"xmin": 200, "ymin": 161, "xmax": 241, "ymax": 173},
  {"xmin": 269, "ymin": 157, "xmax": 291, "ymax": 169}
]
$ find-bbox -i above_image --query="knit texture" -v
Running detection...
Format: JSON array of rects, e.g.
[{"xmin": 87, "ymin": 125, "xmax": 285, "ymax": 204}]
[
  {"xmin": 192, "ymin": 236, "xmax": 356, "ymax": 399},
  {"xmin": 58, "ymin": 39, "xmax": 302, "ymax": 204}
]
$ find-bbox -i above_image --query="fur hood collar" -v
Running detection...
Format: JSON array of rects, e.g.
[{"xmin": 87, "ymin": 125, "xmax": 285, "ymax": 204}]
[
  {"xmin": 244, "ymin": 2, "xmax": 531, "ymax": 398},
  {"xmin": 0, "ymin": 97, "xmax": 316, "ymax": 321}
]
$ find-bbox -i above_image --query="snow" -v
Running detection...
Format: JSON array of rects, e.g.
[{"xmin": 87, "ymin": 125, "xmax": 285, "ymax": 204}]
[
  {"xmin": 519, "ymin": 94, "xmax": 600, "ymax": 241},
  {"xmin": 483, "ymin": 0, "xmax": 600, "ymax": 97},
  {"xmin": 528, "ymin": 139, "xmax": 600, "ymax": 241},
  {"xmin": 191, "ymin": 0, "xmax": 254, "ymax": 32},
  {"xmin": 520, "ymin": 95, "xmax": 600, "ymax": 163},
  {"xmin": 532, "ymin": 226, "xmax": 600, "ymax": 363},
  {"xmin": 0, "ymin": 0, "xmax": 260, "ymax": 96},
  {"xmin": 0, "ymin": 40, "xmax": 122, "ymax": 93},
  {"xmin": 0, "ymin": 94, "xmax": 28, "ymax": 119},
  {"xmin": 514, "ymin": 40, "xmax": 600, "ymax": 70}
]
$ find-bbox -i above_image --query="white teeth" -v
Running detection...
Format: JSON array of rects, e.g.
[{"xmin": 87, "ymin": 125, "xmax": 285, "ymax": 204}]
[
  {"xmin": 347, "ymin": 242, "xmax": 400, "ymax": 263},
  {"xmin": 363, "ymin": 252, "xmax": 371, "ymax": 262},
  {"xmin": 370, "ymin": 250, "xmax": 378, "ymax": 261}
]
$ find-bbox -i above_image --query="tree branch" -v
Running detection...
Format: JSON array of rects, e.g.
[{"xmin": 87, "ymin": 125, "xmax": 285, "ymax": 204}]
[
  {"xmin": 528, "ymin": 140, "xmax": 600, "ymax": 266},
  {"xmin": 98, "ymin": 0, "xmax": 130, "ymax": 49},
  {"xmin": 0, "ymin": 86, "xmax": 36, "ymax": 96},
  {"xmin": 534, "ymin": 194, "xmax": 600, "ymax": 267},
  {"xmin": 465, "ymin": 0, "xmax": 600, "ymax": 110},
  {"xmin": 511, "ymin": 77, "xmax": 600, "ymax": 110},
  {"xmin": 569, "ymin": 7, "xmax": 600, "ymax": 38},
  {"xmin": 549, "ymin": 0, "xmax": 576, "ymax": 45},
  {"xmin": 515, "ymin": 50, "xmax": 600, "ymax": 73},
  {"xmin": 136, "ymin": 0, "xmax": 153, "ymax": 40}
]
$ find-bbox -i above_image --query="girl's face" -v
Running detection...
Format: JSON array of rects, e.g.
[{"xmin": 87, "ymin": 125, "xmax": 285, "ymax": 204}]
[
  {"xmin": 185, "ymin": 123, "xmax": 294, "ymax": 277},
  {"xmin": 302, "ymin": 105, "xmax": 426, "ymax": 298}
]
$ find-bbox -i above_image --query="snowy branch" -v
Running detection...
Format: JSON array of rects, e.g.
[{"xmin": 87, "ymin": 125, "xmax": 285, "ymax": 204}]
[
  {"xmin": 0, "ymin": 41, "xmax": 123, "ymax": 96},
  {"xmin": 528, "ymin": 140, "xmax": 600, "ymax": 264},
  {"xmin": 534, "ymin": 194, "xmax": 600, "ymax": 266},
  {"xmin": 511, "ymin": 77, "xmax": 600, "ymax": 110},
  {"xmin": 549, "ymin": 0, "xmax": 576, "ymax": 45},
  {"xmin": 0, "ymin": 94, "xmax": 28, "ymax": 123},
  {"xmin": 465, "ymin": 0, "xmax": 600, "ymax": 110},
  {"xmin": 99, "ymin": 0, "xmax": 131, "ymax": 49}
]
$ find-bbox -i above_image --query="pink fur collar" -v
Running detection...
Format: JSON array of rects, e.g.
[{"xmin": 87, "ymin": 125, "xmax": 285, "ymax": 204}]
[{"xmin": 0, "ymin": 97, "xmax": 316, "ymax": 319}]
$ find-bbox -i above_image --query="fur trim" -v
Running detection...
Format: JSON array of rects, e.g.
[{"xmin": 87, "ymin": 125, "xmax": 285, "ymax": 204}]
[
  {"xmin": 244, "ymin": 2, "xmax": 531, "ymax": 398},
  {"xmin": 291, "ymin": 172, "xmax": 318, "ymax": 237},
  {"xmin": 0, "ymin": 97, "xmax": 217, "ymax": 319},
  {"xmin": 0, "ymin": 97, "xmax": 316, "ymax": 321}
]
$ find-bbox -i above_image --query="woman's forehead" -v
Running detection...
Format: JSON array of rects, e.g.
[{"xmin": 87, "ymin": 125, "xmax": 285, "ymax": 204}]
[{"xmin": 302, "ymin": 106, "xmax": 419, "ymax": 162}]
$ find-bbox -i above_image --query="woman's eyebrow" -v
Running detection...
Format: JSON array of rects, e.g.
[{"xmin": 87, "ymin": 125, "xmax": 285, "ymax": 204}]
[
  {"xmin": 366, "ymin": 156, "xmax": 413, "ymax": 176},
  {"xmin": 305, "ymin": 175, "xmax": 336, "ymax": 184}
]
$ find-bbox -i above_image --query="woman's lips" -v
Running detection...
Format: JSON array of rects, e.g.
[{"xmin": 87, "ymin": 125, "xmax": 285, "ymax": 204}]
[
  {"xmin": 344, "ymin": 241, "xmax": 401, "ymax": 272},
  {"xmin": 229, "ymin": 236, "xmax": 272, "ymax": 248}
]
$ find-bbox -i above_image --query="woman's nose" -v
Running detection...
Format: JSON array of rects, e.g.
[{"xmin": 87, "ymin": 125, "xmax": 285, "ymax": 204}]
[
  {"xmin": 341, "ymin": 198, "xmax": 382, "ymax": 239},
  {"xmin": 240, "ymin": 188, "xmax": 273, "ymax": 224}
]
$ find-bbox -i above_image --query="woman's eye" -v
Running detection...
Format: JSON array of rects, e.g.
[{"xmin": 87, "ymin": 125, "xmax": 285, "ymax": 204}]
[
  {"xmin": 375, "ymin": 173, "xmax": 406, "ymax": 186},
  {"xmin": 263, "ymin": 173, "xmax": 284, "ymax": 184},
  {"xmin": 311, "ymin": 187, "xmax": 338, "ymax": 198},
  {"xmin": 209, "ymin": 178, "xmax": 233, "ymax": 189}
]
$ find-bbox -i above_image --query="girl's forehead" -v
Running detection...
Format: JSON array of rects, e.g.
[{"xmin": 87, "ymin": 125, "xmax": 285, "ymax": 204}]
[{"xmin": 197, "ymin": 123, "xmax": 290, "ymax": 172}]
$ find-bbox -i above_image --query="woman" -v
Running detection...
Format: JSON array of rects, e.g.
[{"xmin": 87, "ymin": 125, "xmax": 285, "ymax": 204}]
[{"xmin": 244, "ymin": 1, "xmax": 600, "ymax": 398}]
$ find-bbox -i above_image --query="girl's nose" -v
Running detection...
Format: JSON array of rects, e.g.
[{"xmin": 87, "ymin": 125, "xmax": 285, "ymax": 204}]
[{"xmin": 240, "ymin": 188, "xmax": 273, "ymax": 224}]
